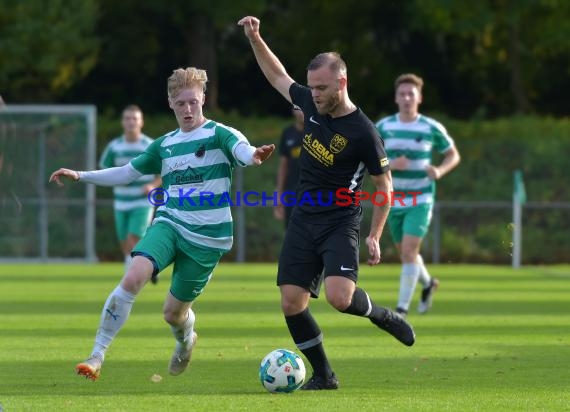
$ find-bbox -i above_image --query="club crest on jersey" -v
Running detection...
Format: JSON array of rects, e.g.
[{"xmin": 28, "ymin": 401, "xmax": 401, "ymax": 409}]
[{"xmin": 329, "ymin": 134, "xmax": 347, "ymax": 154}]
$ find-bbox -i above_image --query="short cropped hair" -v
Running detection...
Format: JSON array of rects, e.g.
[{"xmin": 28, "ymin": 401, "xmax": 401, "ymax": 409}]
[
  {"xmin": 167, "ymin": 67, "xmax": 208, "ymax": 99},
  {"xmin": 123, "ymin": 104, "xmax": 142, "ymax": 114},
  {"xmin": 307, "ymin": 52, "xmax": 347, "ymax": 77},
  {"xmin": 395, "ymin": 73, "xmax": 424, "ymax": 91}
]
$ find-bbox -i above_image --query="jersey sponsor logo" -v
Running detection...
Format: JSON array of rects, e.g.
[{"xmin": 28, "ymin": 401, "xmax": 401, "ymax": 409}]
[
  {"xmin": 380, "ymin": 157, "xmax": 389, "ymax": 167},
  {"xmin": 309, "ymin": 115, "xmax": 320, "ymax": 125},
  {"xmin": 329, "ymin": 134, "xmax": 347, "ymax": 154},
  {"xmin": 172, "ymin": 168, "xmax": 204, "ymax": 185},
  {"xmin": 303, "ymin": 133, "xmax": 334, "ymax": 166}
]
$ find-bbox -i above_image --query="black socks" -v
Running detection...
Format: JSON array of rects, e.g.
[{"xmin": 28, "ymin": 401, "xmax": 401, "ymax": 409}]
[
  {"xmin": 342, "ymin": 287, "xmax": 387, "ymax": 322},
  {"xmin": 285, "ymin": 308, "xmax": 333, "ymax": 378}
]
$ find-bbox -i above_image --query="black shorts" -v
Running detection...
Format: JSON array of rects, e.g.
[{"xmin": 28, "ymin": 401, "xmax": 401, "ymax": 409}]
[{"xmin": 277, "ymin": 214, "xmax": 360, "ymax": 298}]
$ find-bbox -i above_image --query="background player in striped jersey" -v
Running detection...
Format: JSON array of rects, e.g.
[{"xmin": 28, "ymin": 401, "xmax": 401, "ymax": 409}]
[
  {"xmin": 50, "ymin": 67, "xmax": 275, "ymax": 381},
  {"xmin": 99, "ymin": 105, "xmax": 161, "ymax": 273},
  {"xmin": 376, "ymin": 73, "xmax": 460, "ymax": 315}
]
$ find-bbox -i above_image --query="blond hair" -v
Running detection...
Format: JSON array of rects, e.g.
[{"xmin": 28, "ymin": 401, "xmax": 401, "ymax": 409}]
[
  {"xmin": 395, "ymin": 73, "xmax": 424, "ymax": 92},
  {"xmin": 167, "ymin": 67, "xmax": 208, "ymax": 99}
]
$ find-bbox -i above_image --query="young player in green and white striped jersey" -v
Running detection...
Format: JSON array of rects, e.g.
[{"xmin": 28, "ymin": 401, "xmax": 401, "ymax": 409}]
[
  {"xmin": 50, "ymin": 67, "xmax": 275, "ymax": 381},
  {"xmin": 99, "ymin": 105, "xmax": 161, "ymax": 272},
  {"xmin": 376, "ymin": 73, "xmax": 460, "ymax": 316}
]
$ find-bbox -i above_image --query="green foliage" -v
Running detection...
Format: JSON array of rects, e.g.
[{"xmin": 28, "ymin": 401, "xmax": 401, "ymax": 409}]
[
  {"xmin": 0, "ymin": 0, "xmax": 99, "ymax": 101},
  {"xmin": 439, "ymin": 115, "xmax": 570, "ymax": 201},
  {"xmin": 409, "ymin": 0, "xmax": 570, "ymax": 114},
  {"xmin": 2, "ymin": 1, "xmax": 569, "ymax": 117}
]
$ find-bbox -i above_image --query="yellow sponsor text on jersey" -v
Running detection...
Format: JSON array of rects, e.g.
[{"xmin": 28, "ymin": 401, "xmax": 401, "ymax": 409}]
[
  {"xmin": 303, "ymin": 133, "xmax": 334, "ymax": 166},
  {"xmin": 310, "ymin": 139, "xmax": 334, "ymax": 165}
]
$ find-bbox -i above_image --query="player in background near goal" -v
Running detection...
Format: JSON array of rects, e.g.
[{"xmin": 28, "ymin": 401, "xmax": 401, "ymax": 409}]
[
  {"xmin": 274, "ymin": 106, "xmax": 304, "ymax": 229},
  {"xmin": 240, "ymin": 16, "xmax": 415, "ymax": 391},
  {"xmin": 99, "ymin": 105, "xmax": 161, "ymax": 274},
  {"xmin": 50, "ymin": 67, "xmax": 275, "ymax": 381},
  {"xmin": 375, "ymin": 73, "xmax": 460, "ymax": 315}
]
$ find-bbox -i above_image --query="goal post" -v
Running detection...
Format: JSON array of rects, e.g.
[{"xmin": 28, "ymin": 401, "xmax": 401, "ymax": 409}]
[{"xmin": 0, "ymin": 104, "xmax": 97, "ymax": 262}]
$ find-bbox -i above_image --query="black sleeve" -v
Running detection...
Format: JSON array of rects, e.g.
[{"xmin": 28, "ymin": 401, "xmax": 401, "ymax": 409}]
[
  {"xmin": 360, "ymin": 125, "xmax": 390, "ymax": 176},
  {"xmin": 278, "ymin": 127, "xmax": 289, "ymax": 157},
  {"xmin": 289, "ymin": 83, "xmax": 313, "ymax": 112}
]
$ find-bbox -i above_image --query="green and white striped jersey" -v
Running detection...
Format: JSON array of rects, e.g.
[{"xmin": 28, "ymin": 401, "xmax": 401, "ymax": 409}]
[
  {"xmin": 99, "ymin": 135, "xmax": 155, "ymax": 211},
  {"xmin": 375, "ymin": 114, "xmax": 454, "ymax": 208},
  {"xmin": 130, "ymin": 120, "xmax": 249, "ymax": 252}
]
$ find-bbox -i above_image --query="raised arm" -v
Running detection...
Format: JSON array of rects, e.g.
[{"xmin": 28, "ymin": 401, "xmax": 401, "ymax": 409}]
[
  {"xmin": 238, "ymin": 16, "xmax": 295, "ymax": 102},
  {"xmin": 49, "ymin": 163, "xmax": 143, "ymax": 187}
]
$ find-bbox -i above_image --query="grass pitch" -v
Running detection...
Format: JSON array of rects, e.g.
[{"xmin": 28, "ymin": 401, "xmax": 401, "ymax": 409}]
[{"xmin": 0, "ymin": 263, "xmax": 568, "ymax": 411}]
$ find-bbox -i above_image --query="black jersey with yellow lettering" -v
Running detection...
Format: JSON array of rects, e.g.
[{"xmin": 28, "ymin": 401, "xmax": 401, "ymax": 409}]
[{"xmin": 289, "ymin": 83, "xmax": 389, "ymax": 222}]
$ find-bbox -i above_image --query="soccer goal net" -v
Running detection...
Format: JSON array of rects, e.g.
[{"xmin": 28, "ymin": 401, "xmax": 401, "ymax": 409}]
[{"xmin": 0, "ymin": 105, "xmax": 97, "ymax": 261}]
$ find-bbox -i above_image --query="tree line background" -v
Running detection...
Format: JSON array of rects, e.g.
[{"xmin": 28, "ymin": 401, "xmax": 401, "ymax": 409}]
[{"xmin": 1, "ymin": 0, "xmax": 569, "ymax": 118}]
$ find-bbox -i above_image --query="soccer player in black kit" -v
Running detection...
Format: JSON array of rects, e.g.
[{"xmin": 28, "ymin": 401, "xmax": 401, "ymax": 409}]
[{"xmin": 239, "ymin": 16, "xmax": 415, "ymax": 390}]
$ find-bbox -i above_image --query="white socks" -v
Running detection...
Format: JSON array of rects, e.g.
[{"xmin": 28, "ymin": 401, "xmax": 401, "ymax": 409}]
[
  {"xmin": 171, "ymin": 308, "xmax": 196, "ymax": 351},
  {"xmin": 397, "ymin": 263, "xmax": 420, "ymax": 311},
  {"xmin": 91, "ymin": 285, "xmax": 136, "ymax": 360},
  {"xmin": 416, "ymin": 254, "xmax": 432, "ymax": 288}
]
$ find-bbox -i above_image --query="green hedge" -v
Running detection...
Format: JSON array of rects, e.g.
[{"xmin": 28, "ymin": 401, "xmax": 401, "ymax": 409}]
[{"xmin": 94, "ymin": 112, "xmax": 570, "ymax": 264}]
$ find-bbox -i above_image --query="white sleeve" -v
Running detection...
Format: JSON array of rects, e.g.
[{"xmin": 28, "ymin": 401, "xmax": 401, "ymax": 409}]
[
  {"xmin": 233, "ymin": 141, "xmax": 257, "ymax": 166},
  {"xmin": 78, "ymin": 163, "xmax": 143, "ymax": 186}
]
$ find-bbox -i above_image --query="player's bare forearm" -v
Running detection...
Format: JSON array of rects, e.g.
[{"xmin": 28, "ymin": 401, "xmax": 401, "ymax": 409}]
[
  {"xmin": 428, "ymin": 146, "xmax": 461, "ymax": 180},
  {"xmin": 249, "ymin": 34, "xmax": 287, "ymax": 84},
  {"xmin": 368, "ymin": 172, "xmax": 392, "ymax": 241},
  {"xmin": 151, "ymin": 176, "xmax": 162, "ymax": 188},
  {"xmin": 238, "ymin": 16, "xmax": 294, "ymax": 102},
  {"xmin": 439, "ymin": 146, "xmax": 461, "ymax": 176},
  {"xmin": 365, "ymin": 172, "xmax": 392, "ymax": 265},
  {"xmin": 143, "ymin": 176, "xmax": 162, "ymax": 195}
]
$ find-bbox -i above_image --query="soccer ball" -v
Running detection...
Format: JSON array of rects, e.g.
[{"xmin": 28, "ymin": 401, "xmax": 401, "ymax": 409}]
[{"xmin": 259, "ymin": 349, "xmax": 306, "ymax": 393}]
